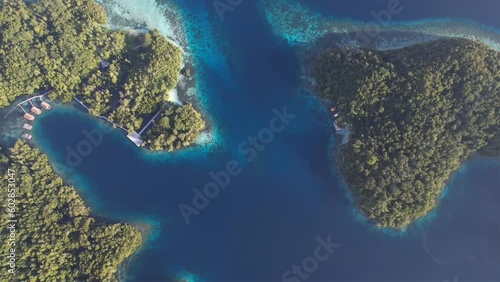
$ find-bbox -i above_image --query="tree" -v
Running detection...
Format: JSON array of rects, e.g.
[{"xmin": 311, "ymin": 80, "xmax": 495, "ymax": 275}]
[
  {"xmin": 0, "ymin": 0, "xmax": 202, "ymax": 152},
  {"xmin": 0, "ymin": 142, "xmax": 142, "ymax": 281},
  {"xmin": 145, "ymin": 103, "xmax": 205, "ymax": 151},
  {"xmin": 314, "ymin": 38, "xmax": 500, "ymax": 228}
]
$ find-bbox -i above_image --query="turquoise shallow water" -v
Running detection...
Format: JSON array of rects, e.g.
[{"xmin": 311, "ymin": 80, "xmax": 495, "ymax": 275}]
[{"xmin": 5, "ymin": 0, "xmax": 500, "ymax": 281}]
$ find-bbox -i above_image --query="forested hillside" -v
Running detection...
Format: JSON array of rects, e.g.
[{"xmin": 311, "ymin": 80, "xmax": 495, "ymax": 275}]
[
  {"xmin": 314, "ymin": 38, "xmax": 499, "ymax": 228},
  {"xmin": 0, "ymin": 0, "xmax": 107, "ymax": 105},
  {"xmin": 0, "ymin": 0, "xmax": 204, "ymax": 151},
  {"xmin": 0, "ymin": 142, "xmax": 141, "ymax": 281},
  {"xmin": 146, "ymin": 103, "xmax": 205, "ymax": 151}
]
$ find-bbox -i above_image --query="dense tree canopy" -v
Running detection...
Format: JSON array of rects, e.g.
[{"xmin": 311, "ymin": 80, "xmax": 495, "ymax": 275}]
[
  {"xmin": 0, "ymin": 0, "xmax": 203, "ymax": 150},
  {"xmin": 0, "ymin": 147, "xmax": 7, "ymax": 172},
  {"xmin": 0, "ymin": 142, "xmax": 141, "ymax": 281},
  {"xmin": 314, "ymin": 38, "xmax": 499, "ymax": 228},
  {"xmin": 145, "ymin": 103, "xmax": 206, "ymax": 151},
  {"xmin": 0, "ymin": 0, "xmax": 203, "ymax": 279},
  {"xmin": 0, "ymin": 0, "xmax": 107, "ymax": 104},
  {"xmin": 83, "ymin": 29, "xmax": 184, "ymax": 132}
]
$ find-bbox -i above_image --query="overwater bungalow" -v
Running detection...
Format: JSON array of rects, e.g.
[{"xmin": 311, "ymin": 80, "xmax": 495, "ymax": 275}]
[
  {"xmin": 22, "ymin": 133, "xmax": 32, "ymax": 140},
  {"xmin": 41, "ymin": 101, "xmax": 51, "ymax": 110},
  {"xmin": 31, "ymin": 107, "xmax": 42, "ymax": 115},
  {"xmin": 23, "ymin": 123, "xmax": 33, "ymax": 130},
  {"xmin": 24, "ymin": 113, "xmax": 35, "ymax": 121}
]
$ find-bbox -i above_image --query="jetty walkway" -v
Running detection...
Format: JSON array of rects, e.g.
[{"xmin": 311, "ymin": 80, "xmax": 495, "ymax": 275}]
[
  {"xmin": 16, "ymin": 93, "xmax": 49, "ymax": 113},
  {"xmin": 74, "ymin": 97, "xmax": 164, "ymax": 147},
  {"xmin": 73, "ymin": 97, "xmax": 129, "ymax": 133}
]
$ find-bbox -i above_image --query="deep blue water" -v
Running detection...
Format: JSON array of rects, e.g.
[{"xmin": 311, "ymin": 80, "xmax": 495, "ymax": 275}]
[{"xmin": 27, "ymin": 0, "xmax": 500, "ymax": 281}]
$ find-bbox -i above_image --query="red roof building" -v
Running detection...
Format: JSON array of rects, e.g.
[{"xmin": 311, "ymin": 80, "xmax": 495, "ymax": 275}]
[
  {"xmin": 31, "ymin": 107, "xmax": 42, "ymax": 115},
  {"xmin": 24, "ymin": 113, "xmax": 35, "ymax": 121},
  {"xmin": 41, "ymin": 101, "xmax": 51, "ymax": 110}
]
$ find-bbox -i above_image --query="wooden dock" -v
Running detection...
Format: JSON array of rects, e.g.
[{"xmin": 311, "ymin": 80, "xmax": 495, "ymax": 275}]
[
  {"xmin": 138, "ymin": 109, "xmax": 162, "ymax": 135},
  {"xmin": 125, "ymin": 108, "xmax": 163, "ymax": 147},
  {"xmin": 16, "ymin": 92, "xmax": 51, "ymax": 119},
  {"xmin": 73, "ymin": 97, "xmax": 129, "ymax": 132},
  {"xmin": 74, "ymin": 97, "xmax": 166, "ymax": 147},
  {"xmin": 127, "ymin": 132, "xmax": 144, "ymax": 147},
  {"xmin": 13, "ymin": 92, "xmax": 53, "ymax": 141}
]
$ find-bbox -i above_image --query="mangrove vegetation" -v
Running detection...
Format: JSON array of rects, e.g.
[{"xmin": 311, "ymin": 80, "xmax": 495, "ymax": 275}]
[
  {"xmin": 0, "ymin": 142, "xmax": 142, "ymax": 281},
  {"xmin": 0, "ymin": 0, "xmax": 204, "ymax": 151}
]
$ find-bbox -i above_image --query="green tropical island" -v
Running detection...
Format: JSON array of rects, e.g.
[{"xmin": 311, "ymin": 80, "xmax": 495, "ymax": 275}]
[
  {"xmin": 0, "ymin": 0, "xmax": 205, "ymax": 280},
  {"xmin": 0, "ymin": 0, "xmax": 205, "ymax": 152},
  {"xmin": 1, "ymin": 0, "xmax": 500, "ymax": 280},
  {"xmin": 1, "ymin": 142, "xmax": 141, "ymax": 281},
  {"xmin": 314, "ymin": 38, "xmax": 500, "ymax": 229}
]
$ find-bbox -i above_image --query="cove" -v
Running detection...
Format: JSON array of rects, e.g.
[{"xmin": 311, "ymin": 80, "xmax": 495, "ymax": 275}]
[{"xmin": 29, "ymin": 0, "xmax": 500, "ymax": 281}]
